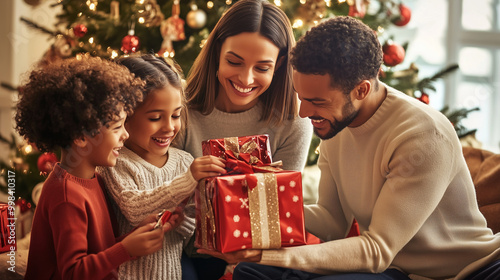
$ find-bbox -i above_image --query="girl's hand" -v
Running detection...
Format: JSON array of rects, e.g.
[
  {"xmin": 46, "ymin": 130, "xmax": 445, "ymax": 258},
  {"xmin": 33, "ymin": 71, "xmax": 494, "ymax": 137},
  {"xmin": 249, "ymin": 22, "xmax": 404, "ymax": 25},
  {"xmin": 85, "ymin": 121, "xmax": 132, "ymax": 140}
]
[
  {"xmin": 196, "ymin": 248, "xmax": 262, "ymax": 264},
  {"xmin": 165, "ymin": 206, "xmax": 185, "ymax": 230},
  {"xmin": 190, "ymin": 155, "xmax": 226, "ymax": 181}
]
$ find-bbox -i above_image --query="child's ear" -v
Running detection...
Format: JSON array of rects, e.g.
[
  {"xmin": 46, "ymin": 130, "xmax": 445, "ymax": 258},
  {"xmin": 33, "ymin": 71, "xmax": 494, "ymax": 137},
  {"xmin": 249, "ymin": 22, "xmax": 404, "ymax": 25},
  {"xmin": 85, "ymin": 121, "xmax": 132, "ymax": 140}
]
[{"xmin": 73, "ymin": 136, "xmax": 88, "ymax": 148}]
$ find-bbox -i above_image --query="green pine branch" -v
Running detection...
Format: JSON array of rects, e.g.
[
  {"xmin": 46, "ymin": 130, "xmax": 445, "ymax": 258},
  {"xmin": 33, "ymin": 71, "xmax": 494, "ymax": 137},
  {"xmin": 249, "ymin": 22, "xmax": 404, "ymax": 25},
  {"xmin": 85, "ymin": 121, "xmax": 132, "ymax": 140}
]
[
  {"xmin": 0, "ymin": 82, "xmax": 18, "ymax": 92},
  {"xmin": 416, "ymin": 64, "xmax": 459, "ymax": 93},
  {"xmin": 20, "ymin": 16, "xmax": 61, "ymax": 37}
]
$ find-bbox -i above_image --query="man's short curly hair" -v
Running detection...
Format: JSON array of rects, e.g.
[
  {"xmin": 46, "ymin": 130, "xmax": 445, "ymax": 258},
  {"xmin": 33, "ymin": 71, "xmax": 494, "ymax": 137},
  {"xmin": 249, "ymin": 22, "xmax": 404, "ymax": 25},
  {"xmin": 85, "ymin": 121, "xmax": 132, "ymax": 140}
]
[
  {"xmin": 290, "ymin": 16, "xmax": 383, "ymax": 93},
  {"xmin": 15, "ymin": 57, "xmax": 144, "ymax": 152}
]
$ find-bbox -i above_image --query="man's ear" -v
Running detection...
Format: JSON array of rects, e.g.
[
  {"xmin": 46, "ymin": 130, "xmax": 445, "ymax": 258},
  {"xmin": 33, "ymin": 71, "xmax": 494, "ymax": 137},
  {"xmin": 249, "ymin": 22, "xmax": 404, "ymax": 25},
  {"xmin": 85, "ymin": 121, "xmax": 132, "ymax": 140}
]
[
  {"xmin": 354, "ymin": 80, "xmax": 371, "ymax": 100},
  {"xmin": 275, "ymin": 56, "xmax": 286, "ymax": 72}
]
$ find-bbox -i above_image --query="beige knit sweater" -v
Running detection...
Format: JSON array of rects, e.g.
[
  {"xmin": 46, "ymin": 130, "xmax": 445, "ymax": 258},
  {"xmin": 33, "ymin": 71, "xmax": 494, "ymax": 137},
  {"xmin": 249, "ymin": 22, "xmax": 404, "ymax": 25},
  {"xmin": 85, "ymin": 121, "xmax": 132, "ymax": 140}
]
[
  {"xmin": 259, "ymin": 86, "xmax": 500, "ymax": 279},
  {"xmin": 98, "ymin": 147, "xmax": 197, "ymax": 280}
]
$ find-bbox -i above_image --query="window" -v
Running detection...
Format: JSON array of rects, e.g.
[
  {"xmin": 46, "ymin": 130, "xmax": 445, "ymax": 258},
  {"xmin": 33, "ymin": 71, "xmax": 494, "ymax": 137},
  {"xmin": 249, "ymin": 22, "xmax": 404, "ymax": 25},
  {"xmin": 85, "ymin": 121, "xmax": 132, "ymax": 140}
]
[{"xmin": 446, "ymin": 0, "xmax": 500, "ymax": 152}]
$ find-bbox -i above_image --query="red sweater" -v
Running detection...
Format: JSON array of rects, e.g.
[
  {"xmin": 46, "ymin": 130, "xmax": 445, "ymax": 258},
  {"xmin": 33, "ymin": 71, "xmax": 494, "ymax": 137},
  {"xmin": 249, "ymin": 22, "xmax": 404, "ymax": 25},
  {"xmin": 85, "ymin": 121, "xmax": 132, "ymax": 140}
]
[{"xmin": 25, "ymin": 164, "xmax": 132, "ymax": 280}]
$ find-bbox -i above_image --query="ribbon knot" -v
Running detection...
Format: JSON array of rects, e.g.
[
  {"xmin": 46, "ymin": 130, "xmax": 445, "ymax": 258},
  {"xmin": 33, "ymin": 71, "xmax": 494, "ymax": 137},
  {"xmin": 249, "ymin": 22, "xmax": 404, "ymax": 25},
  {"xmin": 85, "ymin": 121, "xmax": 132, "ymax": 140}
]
[{"xmin": 223, "ymin": 137, "xmax": 282, "ymax": 176}]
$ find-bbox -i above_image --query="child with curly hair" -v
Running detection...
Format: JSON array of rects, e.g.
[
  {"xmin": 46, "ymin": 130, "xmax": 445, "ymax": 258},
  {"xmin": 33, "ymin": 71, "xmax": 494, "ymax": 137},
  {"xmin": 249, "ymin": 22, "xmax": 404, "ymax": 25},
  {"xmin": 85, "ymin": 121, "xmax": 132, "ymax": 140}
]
[
  {"xmin": 18, "ymin": 57, "xmax": 173, "ymax": 280},
  {"xmin": 98, "ymin": 54, "xmax": 226, "ymax": 280}
]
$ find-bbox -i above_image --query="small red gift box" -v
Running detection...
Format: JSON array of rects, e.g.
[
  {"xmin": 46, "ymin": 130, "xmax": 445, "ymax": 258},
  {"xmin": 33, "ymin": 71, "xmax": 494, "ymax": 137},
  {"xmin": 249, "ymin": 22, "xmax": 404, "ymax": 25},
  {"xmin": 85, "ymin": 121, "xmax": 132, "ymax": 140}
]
[
  {"xmin": 202, "ymin": 135, "xmax": 273, "ymax": 165},
  {"xmin": 0, "ymin": 203, "xmax": 16, "ymax": 253},
  {"xmin": 195, "ymin": 171, "xmax": 306, "ymax": 253}
]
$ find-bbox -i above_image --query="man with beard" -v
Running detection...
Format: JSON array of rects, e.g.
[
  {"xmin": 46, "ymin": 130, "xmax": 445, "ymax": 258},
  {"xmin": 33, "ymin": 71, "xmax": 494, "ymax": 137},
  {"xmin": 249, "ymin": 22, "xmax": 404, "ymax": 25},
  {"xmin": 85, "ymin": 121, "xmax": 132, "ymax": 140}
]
[{"xmin": 198, "ymin": 16, "xmax": 500, "ymax": 280}]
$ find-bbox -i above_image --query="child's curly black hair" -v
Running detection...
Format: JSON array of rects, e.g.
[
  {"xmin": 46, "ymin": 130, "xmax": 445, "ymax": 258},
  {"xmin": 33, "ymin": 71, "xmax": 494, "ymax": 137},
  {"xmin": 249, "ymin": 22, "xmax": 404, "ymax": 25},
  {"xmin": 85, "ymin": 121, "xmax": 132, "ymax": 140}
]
[
  {"xmin": 15, "ymin": 57, "xmax": 144, "ymax": 152},
  {"xmin": 290, "ymin": 16, "xmax": 383, "ymax": 94}
]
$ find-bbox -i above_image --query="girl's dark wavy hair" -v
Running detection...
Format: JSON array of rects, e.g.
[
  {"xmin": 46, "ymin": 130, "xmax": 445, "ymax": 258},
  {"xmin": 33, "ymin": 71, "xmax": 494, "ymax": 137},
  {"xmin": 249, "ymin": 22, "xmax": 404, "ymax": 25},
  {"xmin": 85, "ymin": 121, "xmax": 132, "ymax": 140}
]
[
  {"xmin": 15, "ymin": 57, "xmax": 144, "ymax": 152},
  {"xmin": 116, "ymin": 54, "xmax": 185, "ymax": 103},
  {"xmin": 186, "ymin": 0, "xmax": 297, "ymax": 125},
  {"xmin": 291, "ymin": 16, "xmax": 383, "ymax": 94}
]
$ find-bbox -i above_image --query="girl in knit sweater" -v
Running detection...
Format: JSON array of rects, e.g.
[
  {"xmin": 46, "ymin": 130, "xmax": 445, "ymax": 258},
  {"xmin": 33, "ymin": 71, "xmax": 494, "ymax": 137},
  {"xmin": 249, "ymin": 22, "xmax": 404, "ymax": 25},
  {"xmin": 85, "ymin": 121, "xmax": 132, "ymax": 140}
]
[{"xmin": 98, "ymin": 54, "xmax": 226, "ymax": 280}]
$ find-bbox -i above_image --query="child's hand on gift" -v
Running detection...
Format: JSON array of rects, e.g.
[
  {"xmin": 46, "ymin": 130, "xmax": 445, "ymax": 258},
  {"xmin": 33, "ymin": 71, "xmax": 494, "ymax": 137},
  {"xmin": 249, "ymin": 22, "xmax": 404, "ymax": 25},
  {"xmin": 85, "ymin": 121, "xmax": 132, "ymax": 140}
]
[
  {"xmin": 190, "ymin": 155, "xmax": 227, "ymax": 181},
  {"xmin": 122, "ymin": 222, "xmax": 164, "ymax": 257},
  {"xmin": 196, "ymin": 248, "xmax": 262, "ymax": 264}
]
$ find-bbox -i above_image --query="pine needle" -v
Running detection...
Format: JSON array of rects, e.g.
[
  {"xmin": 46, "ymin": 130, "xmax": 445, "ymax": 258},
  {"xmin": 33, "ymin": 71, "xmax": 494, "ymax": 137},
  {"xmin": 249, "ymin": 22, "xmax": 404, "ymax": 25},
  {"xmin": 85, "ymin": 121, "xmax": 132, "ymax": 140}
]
[
  {"xmin": 416, "ymin": 64, "xmax": 459, "ymax": 93},
  {"xmin": 20, "ymin": 17, "xmax": 61, "ymax": 37}
]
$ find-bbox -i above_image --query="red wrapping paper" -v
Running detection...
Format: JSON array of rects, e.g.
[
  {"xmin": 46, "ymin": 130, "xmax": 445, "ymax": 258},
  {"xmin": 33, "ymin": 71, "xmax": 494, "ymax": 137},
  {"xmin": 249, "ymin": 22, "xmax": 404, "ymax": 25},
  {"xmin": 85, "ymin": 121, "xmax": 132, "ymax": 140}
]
[
  {"xmin": 195, "ymin": 171, "xmax": 306, "ymax": 253},
  {"xmin": 0, "ymin": 203, "xmax": 16, "ymax": 252},
  {"xmin": 202, "ymin": 135, "xmax": 272, "ymax": 165}
]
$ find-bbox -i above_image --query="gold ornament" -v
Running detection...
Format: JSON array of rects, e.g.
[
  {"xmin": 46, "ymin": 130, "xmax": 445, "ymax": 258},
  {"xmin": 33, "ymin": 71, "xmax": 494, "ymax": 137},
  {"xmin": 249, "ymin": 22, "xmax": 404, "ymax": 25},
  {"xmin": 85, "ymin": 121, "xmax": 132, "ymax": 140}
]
[
  {"xmin": 137, "ymin": 0, "xmax": 164, "ymax": 27},
  {"xmin": 186, "ymin": 4, "xmax": 207, "ymax": 29},
  {"xmin": 110, "ymin": 1, "xmax": 120, "ymax": 21},
  {"xmin": 297, "ymin": 0, "xmax": 327, "ymax": 26}
]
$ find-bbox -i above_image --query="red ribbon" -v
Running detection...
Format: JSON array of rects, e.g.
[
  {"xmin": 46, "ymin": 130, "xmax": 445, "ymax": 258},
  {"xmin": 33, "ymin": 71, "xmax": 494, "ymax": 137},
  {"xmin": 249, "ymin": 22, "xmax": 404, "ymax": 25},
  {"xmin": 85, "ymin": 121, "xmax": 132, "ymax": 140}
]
[{"xmin": 224, "ymin": 150, "xmax": 262, "ymax": 175}]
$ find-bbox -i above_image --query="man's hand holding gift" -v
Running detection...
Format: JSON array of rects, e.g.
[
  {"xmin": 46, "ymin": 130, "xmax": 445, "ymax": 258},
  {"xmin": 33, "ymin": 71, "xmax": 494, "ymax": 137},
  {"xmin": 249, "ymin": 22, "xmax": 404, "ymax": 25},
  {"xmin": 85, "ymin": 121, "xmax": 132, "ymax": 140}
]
[{"xmin": 197, "ymin": 248, "xmax": 262, "ymax": 264}]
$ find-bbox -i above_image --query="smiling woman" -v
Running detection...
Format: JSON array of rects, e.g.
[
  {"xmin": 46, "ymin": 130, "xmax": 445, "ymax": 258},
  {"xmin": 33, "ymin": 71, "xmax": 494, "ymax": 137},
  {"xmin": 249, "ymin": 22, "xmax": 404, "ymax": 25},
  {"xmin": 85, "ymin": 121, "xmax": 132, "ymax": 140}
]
[
  {"xmin": 172, "ymin": 0, "xmax": 313, "ymax": 279},
  {"xmin": 175, "ymin": 0, "xmax": 312, "ymax": 173}
]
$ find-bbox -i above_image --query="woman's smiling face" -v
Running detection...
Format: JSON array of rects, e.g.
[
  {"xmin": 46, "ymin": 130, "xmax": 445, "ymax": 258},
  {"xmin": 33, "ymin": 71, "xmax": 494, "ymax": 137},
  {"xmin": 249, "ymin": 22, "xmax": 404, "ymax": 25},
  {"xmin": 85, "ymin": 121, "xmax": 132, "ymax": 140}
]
[{"xmin": 215, "ymin": 32, "xmax": 281, "ymax": 113}]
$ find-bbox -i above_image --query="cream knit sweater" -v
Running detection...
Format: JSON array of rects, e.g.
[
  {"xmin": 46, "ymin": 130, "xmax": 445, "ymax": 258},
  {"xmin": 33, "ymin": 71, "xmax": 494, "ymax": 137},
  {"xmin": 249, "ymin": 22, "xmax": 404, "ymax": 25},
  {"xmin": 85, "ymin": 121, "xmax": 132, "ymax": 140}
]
[
  {"xmin": 258, "ymin": 86, "xmax": 500, "ymax": 279},
  {"xmin": 99, "ymin": 147, "xmax": 197, "ymax": 280}
]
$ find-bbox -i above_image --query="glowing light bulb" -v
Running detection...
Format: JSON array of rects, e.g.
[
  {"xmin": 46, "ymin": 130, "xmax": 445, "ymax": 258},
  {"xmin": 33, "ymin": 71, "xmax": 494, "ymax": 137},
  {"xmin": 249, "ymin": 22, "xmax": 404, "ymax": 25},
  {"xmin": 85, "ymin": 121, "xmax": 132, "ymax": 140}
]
[{"xmin": 292, "ymin": 19, "xmax": 304, "ymax": 29}]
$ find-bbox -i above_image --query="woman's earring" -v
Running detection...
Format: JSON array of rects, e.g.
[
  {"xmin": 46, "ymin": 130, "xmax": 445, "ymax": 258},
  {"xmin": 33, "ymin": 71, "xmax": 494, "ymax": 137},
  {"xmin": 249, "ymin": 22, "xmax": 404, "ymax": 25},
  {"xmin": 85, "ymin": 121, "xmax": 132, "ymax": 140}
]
[{"xmin": 216, "ymin": 70, "xmax": 218, "ymax": 78}]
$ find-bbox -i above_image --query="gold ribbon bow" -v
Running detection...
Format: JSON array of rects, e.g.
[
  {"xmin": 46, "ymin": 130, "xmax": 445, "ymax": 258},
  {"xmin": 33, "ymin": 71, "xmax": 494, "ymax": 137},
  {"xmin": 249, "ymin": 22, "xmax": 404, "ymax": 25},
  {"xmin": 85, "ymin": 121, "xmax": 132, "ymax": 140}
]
[{"xmin": 224, "ymin": 137, "xmax": 260, "ymax": 165}]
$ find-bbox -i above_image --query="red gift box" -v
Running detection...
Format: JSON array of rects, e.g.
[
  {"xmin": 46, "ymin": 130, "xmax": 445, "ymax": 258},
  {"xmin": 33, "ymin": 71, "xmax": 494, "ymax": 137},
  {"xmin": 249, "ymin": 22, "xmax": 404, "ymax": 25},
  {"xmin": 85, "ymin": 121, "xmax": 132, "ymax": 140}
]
[
  {"xmin": 202, "ymin": 135, "xmax": 273, "ymax": 166},
  {"xmin": 1, "ymin": 203, "xmax": 16, "ymax": 253},
  {"xmin": 195, "ymin": 171, "xmax": 306, "ymax": 253}
]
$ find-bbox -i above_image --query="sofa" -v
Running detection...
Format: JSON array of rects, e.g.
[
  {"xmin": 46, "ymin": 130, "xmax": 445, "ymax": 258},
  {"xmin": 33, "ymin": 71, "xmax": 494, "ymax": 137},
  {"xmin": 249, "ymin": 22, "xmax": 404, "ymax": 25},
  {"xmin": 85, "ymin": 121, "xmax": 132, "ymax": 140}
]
[{"xmin": 462, "ymin": 146, "xmax": 500, "ymax": 234}]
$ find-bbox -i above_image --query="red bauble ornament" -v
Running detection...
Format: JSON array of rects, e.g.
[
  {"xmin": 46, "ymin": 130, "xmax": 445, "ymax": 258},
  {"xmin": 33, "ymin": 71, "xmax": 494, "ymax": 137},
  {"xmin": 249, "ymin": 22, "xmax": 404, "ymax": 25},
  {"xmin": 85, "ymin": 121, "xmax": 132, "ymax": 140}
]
[
  {"xmin": 394, "ymin": 4, "xmax": 412, "ymax": 26},
  {"xmin": 418, "ymin": 92, "xmax": 430, "ymax": 104},
  {"xmin": 121, "ymin": 30, "xmax": 140, "ymax": 54},
  {"xmin": 348, "ymin": 5, "xmax": 365, "ymax": 18},
  {"xmin": 382, "ymin": 41, "xmax": 405, "ymax": 66},
  {"xmin": 348, "ymin": 0, "xmax": 368, "ymax": 18},
  {"xmin": 73, "ymin": 24, "xmax": 88, "ymax": 38},
  {"xmin": 37, "ymin": 152, "xmax": 58, "ymax": 175},
  {"xmin": 16, "ymin": 198, "xmax": 32, "ymax": 213}
]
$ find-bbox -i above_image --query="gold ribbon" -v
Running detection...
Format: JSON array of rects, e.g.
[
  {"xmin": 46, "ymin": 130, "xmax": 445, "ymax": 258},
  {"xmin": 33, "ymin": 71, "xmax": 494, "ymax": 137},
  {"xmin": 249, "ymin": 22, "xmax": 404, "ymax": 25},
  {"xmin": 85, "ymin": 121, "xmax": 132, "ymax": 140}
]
[
  {"xmin": 224, "ymin": 137, "xmax": 260, "ymax": 164},
  {"xmin": 198, "ymin": 180, "xmax": 216, "ymax": 250},
  {"xmin": 247, "ymin": 173, "xmax": 281, "ymax": 249}
]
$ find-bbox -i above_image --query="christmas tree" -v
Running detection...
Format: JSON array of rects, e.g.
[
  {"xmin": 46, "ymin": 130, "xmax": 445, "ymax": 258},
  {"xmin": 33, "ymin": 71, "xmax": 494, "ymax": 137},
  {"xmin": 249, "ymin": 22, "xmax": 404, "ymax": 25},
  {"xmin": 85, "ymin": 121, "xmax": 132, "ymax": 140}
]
[
  {"xmin": 0, "ymin": 134, "xmax": 59, "ymax": 207},
  {"xmin": 14, "ymin": 1, "xmax": 441, "ymax": 74},
  {"xmin": 14, "ymin": 0, "xmax": 461, "ymax": 98}
]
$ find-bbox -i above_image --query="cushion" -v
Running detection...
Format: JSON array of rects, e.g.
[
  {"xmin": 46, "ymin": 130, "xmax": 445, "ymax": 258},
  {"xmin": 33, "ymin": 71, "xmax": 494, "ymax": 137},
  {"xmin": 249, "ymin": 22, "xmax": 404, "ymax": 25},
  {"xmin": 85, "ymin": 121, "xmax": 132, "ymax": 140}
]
[{"xmin": 462, "ymin": 147, "xmax": 500, "ymax": 233}]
